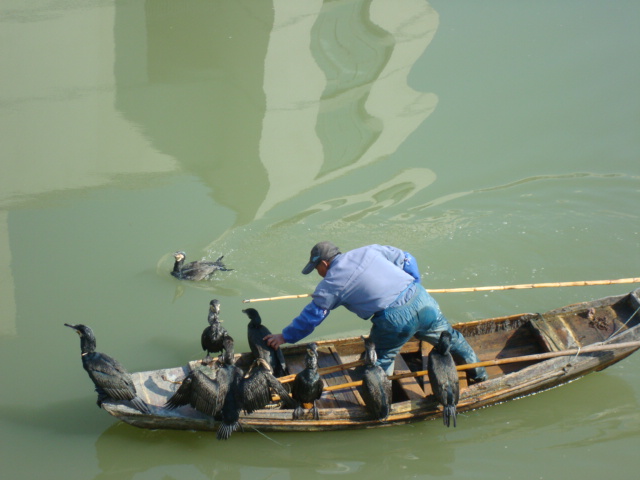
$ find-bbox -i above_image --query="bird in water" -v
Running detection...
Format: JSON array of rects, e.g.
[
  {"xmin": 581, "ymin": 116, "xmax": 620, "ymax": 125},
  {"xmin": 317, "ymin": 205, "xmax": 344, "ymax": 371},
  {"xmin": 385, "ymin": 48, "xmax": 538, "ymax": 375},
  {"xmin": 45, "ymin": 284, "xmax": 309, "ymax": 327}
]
[
  {"xmin": 242, "ymin": 308, "xmax": 288, "ymax": 377},
  {"xmin": 171, "ymin": 251, "xmax": 232, "ymax": 281},
  {"xmin": 427, "ymin": 331, "xmax": 460, "ymax": 428},
  {"xmin": 360, "ymin": 336, "xmax": 392, "ymax": 421},
  {"xmin": 291, "ymin": 342, "xmax": 324, "ymax": 420},
  {"xmin": 215, "ymin": 335, "xmax": 244, "ymax": 440},
  {"xmin": 242, "ymin": 357, "xmax": 296, "ymax": 414},
  {"xmin": 201, "ymin": 299, "xmax": 230, "ymax": 362},
  {"xmin": 64, "ymin": 323, "xmax": 150, "ymax": 414}
]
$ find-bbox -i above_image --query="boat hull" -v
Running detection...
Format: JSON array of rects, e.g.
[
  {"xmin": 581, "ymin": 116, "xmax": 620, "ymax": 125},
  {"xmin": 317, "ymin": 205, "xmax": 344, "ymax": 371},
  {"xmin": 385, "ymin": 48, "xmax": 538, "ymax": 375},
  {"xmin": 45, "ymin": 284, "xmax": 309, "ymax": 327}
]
[{"xmin": 101, "ymin": 288, "xmax": 640, "ymax": 432}]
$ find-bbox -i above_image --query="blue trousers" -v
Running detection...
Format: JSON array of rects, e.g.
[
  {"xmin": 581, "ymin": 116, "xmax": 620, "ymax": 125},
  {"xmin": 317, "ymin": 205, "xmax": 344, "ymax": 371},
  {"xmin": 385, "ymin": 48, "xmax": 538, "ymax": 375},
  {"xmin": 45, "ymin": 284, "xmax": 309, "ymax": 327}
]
[{"xmin": 369, "ymin": 284, "xmax": 487, "ymax": 381}]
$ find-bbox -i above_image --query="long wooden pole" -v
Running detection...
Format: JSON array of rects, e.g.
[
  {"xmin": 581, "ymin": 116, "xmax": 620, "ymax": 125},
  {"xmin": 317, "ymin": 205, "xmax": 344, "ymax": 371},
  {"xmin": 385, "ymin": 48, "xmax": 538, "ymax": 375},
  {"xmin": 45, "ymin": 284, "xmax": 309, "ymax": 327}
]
[
  {"xmin": 428, "ymin": 277, "xmax": 640, "ymax": 294},
  {"xmin": 318, "ymin": 340, "xmax": 640, "ymax": 392},
  {"xmin": 242, "ymin": 277, "xmax": 640, "ymax": 302}
]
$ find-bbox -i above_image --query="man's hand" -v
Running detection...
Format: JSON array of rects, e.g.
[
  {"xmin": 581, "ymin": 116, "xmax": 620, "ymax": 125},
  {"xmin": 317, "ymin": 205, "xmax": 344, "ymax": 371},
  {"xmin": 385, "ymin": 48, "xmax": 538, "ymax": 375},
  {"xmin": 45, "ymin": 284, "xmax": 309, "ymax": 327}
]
[{"xmin": 264, "ymin": 333, "xmax": 286, "ymax": 350}]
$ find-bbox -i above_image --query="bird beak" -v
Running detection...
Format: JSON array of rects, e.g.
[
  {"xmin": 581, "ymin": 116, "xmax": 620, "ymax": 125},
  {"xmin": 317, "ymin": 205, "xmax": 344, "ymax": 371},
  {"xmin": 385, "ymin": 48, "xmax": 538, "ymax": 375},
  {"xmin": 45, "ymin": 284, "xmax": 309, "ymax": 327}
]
[{"xmin": 64, "ymin": 323, "xmax": 80, "ymax": 334}]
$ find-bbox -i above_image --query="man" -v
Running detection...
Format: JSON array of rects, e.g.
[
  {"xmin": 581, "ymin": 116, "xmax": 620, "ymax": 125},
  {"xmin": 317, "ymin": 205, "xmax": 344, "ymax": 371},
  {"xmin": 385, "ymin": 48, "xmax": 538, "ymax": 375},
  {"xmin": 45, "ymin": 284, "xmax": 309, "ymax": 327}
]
[{"xmin": 265, "ymin": 241, "xmax": 487, "ymax": 382}]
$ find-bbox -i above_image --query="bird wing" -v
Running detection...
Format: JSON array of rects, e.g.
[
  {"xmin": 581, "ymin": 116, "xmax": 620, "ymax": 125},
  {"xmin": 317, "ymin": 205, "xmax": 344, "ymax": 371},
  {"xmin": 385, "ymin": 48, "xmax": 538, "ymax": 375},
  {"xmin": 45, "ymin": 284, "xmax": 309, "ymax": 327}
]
[
  {"xmin": 361, "ymin": 367, "xmax": 391, "ymax": 420},
  {"xmin": 312, "ymin": 376, "xmax": 325, "ymax": 401},
  {"xmin": 189, "ymin": 371, "xmax": 221, "ymax": 417},
  {"xmin": 164, "ymin": 374, "xmax": 195, "ymax": 410},
  {"xmin": 275, "ymin": 348, "xmax": 289, "ymax": 377},
  {"xmin": 184, "ymin": 261, "xmax": 221, "ymax": 279},
  {"xmin": 84, "ymin": 353, "xmax": 137, "ymax": 401},
  {"xmin": 242, "ymin": 371, "xmax": 271, "ymax": 413},
  {"xmin": 265, "ymin": 372, "xmax": 297, "ymax": 409},
  {"xmin": 200, "ymin": 327, "xmax": 210, "ymax": 352},
  {"xmin": 427, "ymin": 352, "xmax": 459, "ymax": 406}
]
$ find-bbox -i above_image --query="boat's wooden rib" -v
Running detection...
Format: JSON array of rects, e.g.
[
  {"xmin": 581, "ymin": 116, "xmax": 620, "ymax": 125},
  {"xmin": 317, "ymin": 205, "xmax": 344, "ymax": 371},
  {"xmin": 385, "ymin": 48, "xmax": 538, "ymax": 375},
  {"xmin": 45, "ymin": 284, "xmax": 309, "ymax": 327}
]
[
  {"xmin": 393, "ymin": 354, "xmax": 426, "ymax": 401},
  {"xmin": 100, "ymin": 288, "xmax": 640, "ymax": 433}
]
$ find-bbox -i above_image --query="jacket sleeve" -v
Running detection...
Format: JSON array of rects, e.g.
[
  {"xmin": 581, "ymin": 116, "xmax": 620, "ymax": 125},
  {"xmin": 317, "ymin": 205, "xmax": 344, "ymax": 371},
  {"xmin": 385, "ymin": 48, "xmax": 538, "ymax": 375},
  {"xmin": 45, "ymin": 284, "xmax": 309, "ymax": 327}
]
[
  {"xmin": 402, "ymin": 251, "xmax": 421, "ymax": 283},
  {"xmin": 282, "ymin": 301, "xmax": 330, "ymax": 344}
]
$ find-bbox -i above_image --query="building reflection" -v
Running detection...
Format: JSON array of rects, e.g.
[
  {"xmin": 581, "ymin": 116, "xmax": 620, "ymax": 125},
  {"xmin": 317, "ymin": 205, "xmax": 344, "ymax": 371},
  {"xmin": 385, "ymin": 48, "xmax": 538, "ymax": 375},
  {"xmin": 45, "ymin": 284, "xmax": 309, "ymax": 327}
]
[
  {"xmin": 0, "ymin": 0, "xmax": 439, "ymax": 335},
  {"xmin": 114, "ymin": 0, "xmax": 439, "ymax": 224}
]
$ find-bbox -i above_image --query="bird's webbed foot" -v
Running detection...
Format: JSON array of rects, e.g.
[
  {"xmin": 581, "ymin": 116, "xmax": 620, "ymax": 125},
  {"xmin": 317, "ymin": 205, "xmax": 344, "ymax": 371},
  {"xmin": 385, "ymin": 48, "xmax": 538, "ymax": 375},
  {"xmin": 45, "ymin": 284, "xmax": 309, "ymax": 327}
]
[{"xmin": 292, "ymin": 405, "xmax": 305, "ymax": 420}]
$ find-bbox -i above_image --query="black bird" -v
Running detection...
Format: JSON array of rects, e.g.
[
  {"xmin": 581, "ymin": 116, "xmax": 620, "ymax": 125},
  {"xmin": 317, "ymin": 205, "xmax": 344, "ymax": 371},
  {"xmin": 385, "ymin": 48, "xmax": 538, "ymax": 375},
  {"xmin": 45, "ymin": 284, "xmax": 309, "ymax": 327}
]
[
  {"xmin": 242, "ymin": 308, "xmax": 288, "ymax": 377},
  {"xmin": 215, "ymin": 336, "xmax": 244, "ymax": 440},
  {"xmin": 171, "ymin": 251, "xmax": 232, "ymax": 281},
  {"xmin": 427, "ymin": 331, "xmax": 460, "ymax": 428},
  {"xmin": 164, "ymin": 362, "xmax": 221, "ymax": 417},
  {"xmin": 360, "ymin": 336, "xmax": 392, "ymax": 421},
  {"xmin": 242, "ymin": 358, "xmax": 296, "ymax": 414},
  {"xmin": 201, "ymin": 299, "xmax": 229, "ymax": 362},
  {"xmin": 291, "ymin": 343, "xmax": 324, "ymax": 420},
  {"xmin": 64, "ymin": 323, "xmax": 150, "ymax": 414}
]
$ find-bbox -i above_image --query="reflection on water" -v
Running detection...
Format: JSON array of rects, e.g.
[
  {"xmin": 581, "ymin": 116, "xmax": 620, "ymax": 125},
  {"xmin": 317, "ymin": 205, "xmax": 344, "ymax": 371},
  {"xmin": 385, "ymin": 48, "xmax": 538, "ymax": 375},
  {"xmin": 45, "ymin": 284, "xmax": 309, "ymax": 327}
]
[
  {"xmin": 90, "ymin": 373, "xmax": 638, "ymax": 480},
  {"xmin": 93, "ymin": 422, "xmax": 456, "ymax": 480},
  {"xmin": 257, "ymin": 0, "xmax": 438, "ymax": 219},
  {"xmin": 115, "ymin": 0, "xmax": 273, "ymax": 226},
  {"xmin": 115, "ymin": 0, "xmax": 438, "ymax": 227}
]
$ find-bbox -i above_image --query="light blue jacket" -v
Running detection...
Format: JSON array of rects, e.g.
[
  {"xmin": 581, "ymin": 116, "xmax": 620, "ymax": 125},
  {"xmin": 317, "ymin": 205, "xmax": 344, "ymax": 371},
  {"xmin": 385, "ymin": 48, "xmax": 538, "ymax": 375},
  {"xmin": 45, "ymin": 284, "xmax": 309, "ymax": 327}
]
[{"xmin": 282, "ymin": 245, "xmax": 421, "ymax": 343}]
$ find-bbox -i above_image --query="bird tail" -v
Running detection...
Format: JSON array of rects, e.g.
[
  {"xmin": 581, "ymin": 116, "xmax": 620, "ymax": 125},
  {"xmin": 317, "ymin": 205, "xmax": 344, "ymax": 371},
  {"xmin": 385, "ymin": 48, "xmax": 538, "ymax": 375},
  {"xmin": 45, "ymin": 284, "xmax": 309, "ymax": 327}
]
[
  {"xmin": 214, "ymin": 255, "xmax": 233, "ymax": 272},
  {"xmin": 443, "ymin": 404, "xmax": 457, "ymax": 428},
  {"xmin": 130, "ymin": 396, "xmax": 151, "ymax": 414},
  {"xmin": 378, "ymin": 403, "xmax": 390, "ymax": 422},
  {"xmin": 216, "ymin": 421, "xmax": 240, "ymax": 440}
]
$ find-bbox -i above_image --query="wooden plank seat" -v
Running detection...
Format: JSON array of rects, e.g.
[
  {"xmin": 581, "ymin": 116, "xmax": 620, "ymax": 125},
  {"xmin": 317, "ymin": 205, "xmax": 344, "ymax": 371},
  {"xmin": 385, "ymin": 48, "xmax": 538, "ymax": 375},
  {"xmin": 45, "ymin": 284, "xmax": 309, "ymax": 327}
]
[
  {"xmin": 393, "ymin": 353, "xmax": 426, "ymax": 401},
  {"xmin": 316, "ymin": 345, "xmax": 364, "ymax": 409}
]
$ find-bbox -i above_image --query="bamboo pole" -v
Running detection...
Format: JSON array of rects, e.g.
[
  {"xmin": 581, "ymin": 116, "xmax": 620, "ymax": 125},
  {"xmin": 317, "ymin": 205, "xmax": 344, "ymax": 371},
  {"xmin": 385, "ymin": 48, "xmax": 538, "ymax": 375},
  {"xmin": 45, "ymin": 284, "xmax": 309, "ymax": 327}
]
[
  {"xmin": 428, "ymin": 277, "xmax": 640, "ymax": 294},
  {"xmin": 319, "ymin": 340, "xmax": 640, "ymax": 392},
  {"xmin": 242, "ymin": 277, "xmax": 640, "ymax": 302}
]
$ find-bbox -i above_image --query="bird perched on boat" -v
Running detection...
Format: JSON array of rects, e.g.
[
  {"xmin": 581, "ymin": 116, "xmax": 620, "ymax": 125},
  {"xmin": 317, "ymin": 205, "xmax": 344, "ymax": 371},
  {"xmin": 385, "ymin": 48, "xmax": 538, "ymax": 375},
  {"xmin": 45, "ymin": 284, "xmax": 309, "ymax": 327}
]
[
  {"xmin": 360, "ymin": 336, "xmax": 392, "ymax": 421},
  {"xmin": 243, "ymin": 308, "xmax": 288, "ymax": 377},
  {"xmin": 242, "ymin": 357, "xmax": 296, "ymax": 414},
  {"xmin": 164, "ymin": 362, "xmax": 221, "ymax": 418},
  {"xmin": 166, "ymin": 337, "xmax": 243, "ymax": 439},
  {"xmin": 427, "ymin": 331, "xmax": 460, "ymax": 428},
  {"xmin": 215, "ymin": 335, "xmax": 244, "ymax": 440},
  {"xmin": 64, "ymin": 323, "xmax": 150, "ymax": 414},
  {"xmin": 291, "ymin": 342, "xmax": 324, "ymax": 420},
  {"xmin": 201, "ymin": 299, "xmax": 230, "ymax": 362},
  {"xmin": 170, "ymin": 251, "xmax": 232, "ymax": 281}
]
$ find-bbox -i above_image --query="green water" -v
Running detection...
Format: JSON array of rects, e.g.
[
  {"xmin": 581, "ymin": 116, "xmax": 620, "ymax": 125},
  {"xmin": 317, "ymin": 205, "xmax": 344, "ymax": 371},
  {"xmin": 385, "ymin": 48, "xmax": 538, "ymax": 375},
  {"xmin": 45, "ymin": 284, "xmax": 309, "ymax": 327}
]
[{"xmin": 1, "ymin": 1, "xmax": 639, "ymax": 478}]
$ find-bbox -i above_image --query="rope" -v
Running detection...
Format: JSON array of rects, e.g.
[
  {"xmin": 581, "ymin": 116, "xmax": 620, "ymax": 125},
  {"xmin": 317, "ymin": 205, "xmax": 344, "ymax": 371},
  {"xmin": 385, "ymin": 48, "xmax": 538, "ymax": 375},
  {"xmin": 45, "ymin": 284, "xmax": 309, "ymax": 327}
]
[
  {"xmin": 609, "ymin": 304, "xmax": 640, "ymax": 340},
  {"xmin": 248, "ymin": 426, "xmax": 291, "ymax": 446}
]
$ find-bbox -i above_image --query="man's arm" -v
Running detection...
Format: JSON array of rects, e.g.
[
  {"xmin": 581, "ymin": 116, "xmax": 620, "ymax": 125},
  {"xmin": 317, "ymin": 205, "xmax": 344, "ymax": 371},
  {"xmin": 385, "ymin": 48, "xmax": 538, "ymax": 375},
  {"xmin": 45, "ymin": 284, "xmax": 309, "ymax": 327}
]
[{"xmin": 264, "ymin": 301, "xmax": 329, "ymax": 349}]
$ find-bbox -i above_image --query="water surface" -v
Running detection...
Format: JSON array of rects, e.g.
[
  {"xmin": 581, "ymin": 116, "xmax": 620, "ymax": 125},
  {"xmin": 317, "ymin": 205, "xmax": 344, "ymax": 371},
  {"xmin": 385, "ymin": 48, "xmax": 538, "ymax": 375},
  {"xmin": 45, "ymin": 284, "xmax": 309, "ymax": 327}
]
[{"xmin": 1, "ymin": 1, "xmax": 639, "ymax": 478}]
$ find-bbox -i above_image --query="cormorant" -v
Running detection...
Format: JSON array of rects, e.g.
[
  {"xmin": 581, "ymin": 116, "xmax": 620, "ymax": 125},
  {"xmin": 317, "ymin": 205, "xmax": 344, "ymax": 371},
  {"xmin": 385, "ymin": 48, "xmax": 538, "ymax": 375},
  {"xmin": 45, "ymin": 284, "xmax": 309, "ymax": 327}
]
[
  {"xmin": 215, "ymin": 335, "xmax": 244, "ymax": 440},
  {"xmin": 242, "ymin": 308, "xmax": 288, "ymax": 377},
  {"xmin": 167, "ymin": 337, "xmax": 242, "ymax": 439},
  {"xmin": 427, "ymin": 331, "xmax": 460, "ymax": 428},
  {"xmin": 291, "ymin": 342, "xmax": 324, "ymax": 420},
  {"xmin": 64, "ymin": 323, "xmax": 150, "ymax": 414},
  {"xmin": 360, "ymin": 336, "xmax": 392, "ymax": 421},
  {"xmin": 171, "ymin": 251, "xmax": 232, "ymax": 281},
  {"xmin": 201, "ymin": 299, "xmax": 229, "ymax": 361},
  {"xmin": 164, "ymin": 362, "xmax": 221, "ymax": 417},
  {"xmin": 242, "ymin": 358, "xmax": 296, "ymax": 414}
]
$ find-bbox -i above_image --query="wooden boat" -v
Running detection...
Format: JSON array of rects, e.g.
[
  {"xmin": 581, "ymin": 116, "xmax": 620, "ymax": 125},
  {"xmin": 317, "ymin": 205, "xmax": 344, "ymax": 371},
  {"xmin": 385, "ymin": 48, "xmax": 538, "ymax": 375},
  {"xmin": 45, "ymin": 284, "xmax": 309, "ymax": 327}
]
[{"xmin": 102, "ymin": 288, "xmax": 640, "ymax": 432}]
